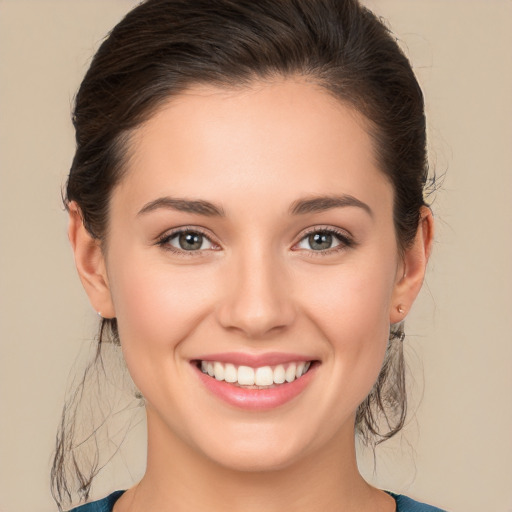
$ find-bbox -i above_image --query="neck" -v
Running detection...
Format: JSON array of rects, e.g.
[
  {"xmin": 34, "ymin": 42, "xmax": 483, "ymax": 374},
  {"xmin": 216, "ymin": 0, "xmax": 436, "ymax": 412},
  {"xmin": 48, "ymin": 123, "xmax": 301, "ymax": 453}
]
[{"xmin": 117, "ymin": 409, "xmax": 390, "ymax": 512}]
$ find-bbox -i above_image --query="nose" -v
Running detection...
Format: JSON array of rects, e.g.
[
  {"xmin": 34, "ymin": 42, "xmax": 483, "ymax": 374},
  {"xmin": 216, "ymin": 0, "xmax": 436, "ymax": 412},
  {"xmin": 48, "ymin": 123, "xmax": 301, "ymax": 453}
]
[{"xmin": 216, "ymin": 246, "xmax": 296, "ymax": 339}]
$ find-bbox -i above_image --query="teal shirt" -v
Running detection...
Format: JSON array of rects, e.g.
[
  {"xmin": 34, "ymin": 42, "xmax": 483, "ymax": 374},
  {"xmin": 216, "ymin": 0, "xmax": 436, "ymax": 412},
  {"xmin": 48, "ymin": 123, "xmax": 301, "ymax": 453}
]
[{"xmin": 69, "ymin": 490, "xmax": 447, "ymax": 511}]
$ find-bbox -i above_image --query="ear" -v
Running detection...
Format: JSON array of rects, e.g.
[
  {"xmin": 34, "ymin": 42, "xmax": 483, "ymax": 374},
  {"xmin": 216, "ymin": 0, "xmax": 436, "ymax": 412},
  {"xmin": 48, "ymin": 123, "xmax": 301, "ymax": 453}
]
[
  {"xmin": 390, "ymin": 206, "xmax": 434, "ymax": 324},
  {"xmin": 68, "ymin": 201, "xmax": 116, "ymax": 318}
]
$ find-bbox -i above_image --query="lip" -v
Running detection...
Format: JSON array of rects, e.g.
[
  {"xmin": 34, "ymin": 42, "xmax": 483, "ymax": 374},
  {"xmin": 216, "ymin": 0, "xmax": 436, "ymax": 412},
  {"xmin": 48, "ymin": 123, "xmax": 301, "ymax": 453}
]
[{"xmin": 191, "ymin": 354, "xmax": 318, "ymax": 411}]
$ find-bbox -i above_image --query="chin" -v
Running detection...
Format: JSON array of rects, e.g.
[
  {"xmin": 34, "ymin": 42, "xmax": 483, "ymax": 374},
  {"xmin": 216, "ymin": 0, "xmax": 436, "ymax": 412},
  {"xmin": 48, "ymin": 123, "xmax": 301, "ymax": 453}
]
[
  {"xmin": 204, "ymin": 443, "xmax": 305, "ymax": 473},
  {"xmin": 189, "ymin": 420, "xmax": 321, "ymax": 474}
]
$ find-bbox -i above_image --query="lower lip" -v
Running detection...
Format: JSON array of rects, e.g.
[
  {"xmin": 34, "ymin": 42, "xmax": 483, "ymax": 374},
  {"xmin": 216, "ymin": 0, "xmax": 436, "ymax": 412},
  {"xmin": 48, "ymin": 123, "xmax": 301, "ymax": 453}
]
[{"xmin": 193, "ymin": 364, "xmax": 317, "ymax": 411}]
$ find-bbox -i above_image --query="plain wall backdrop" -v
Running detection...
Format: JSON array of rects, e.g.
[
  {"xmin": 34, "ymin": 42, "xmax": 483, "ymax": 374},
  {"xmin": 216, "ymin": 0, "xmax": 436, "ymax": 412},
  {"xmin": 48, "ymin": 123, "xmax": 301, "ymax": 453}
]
[{"xmin": 0, "ymin": 1, "xmax": 511, "ymax": 511}]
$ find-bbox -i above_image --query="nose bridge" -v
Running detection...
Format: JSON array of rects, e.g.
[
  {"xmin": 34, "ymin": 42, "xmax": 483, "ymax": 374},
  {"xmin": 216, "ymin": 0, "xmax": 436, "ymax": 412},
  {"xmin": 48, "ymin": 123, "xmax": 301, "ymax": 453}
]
[{"xmin": 217, "ymin": 238, "xmax": 295, "ymax": 338}]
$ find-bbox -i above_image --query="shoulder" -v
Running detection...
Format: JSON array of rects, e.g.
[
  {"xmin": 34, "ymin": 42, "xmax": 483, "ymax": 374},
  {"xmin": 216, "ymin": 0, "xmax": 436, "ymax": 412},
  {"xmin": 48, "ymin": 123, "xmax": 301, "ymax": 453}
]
[
  {"xmin": 387, "ymin": 492, "xmax": 448, "ymax": 512},
  {"xmin": 68, "ymin": 491, "xmax": 125, "ymax": 512}
]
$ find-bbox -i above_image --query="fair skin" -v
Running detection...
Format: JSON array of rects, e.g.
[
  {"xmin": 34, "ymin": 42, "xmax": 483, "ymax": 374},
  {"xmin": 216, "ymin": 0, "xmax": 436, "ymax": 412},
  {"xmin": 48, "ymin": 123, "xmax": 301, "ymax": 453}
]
[{"xmin": 69, "ymin": 79, "xmax": 433, "ymax": 512}]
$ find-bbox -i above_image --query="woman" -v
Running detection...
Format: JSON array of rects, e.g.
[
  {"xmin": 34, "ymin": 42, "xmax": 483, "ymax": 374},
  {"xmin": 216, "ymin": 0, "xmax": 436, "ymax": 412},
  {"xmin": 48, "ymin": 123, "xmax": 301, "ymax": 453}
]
[{"xmin": 53, "ymin": 0, "xmax": 442, "ymax": 510}]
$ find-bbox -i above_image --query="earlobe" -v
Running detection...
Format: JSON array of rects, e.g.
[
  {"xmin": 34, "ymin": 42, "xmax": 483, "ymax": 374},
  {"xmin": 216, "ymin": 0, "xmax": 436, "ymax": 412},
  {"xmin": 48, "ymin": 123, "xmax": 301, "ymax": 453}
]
[
  {"xmin": 68, "ymin": 201, "xmax": 116, "ymax": 318},
  {"xmin": 390, "ymin": 206, "xmax": 434, "ymax": 324}
]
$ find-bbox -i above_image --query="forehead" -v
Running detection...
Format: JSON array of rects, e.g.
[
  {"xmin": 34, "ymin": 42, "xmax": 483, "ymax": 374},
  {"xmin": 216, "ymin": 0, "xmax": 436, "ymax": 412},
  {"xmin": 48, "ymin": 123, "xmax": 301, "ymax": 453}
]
[{"xmin": 116, "ymin": 79, "xmax": 392, "ymax": 215}]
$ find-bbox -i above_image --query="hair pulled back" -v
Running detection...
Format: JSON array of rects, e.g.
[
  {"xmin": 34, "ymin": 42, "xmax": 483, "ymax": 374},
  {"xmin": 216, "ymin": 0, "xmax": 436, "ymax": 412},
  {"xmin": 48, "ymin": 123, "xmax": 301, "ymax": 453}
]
[{"xmin": 55, "ymin": 0, "xmax": 430, "ymax": 508}]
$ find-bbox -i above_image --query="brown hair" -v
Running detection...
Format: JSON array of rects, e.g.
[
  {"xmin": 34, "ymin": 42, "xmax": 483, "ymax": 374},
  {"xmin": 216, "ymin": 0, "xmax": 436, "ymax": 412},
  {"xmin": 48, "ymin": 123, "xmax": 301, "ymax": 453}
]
[{"xmin": 54, "ymin": 0, "xmax": 432, "ymax": 508}]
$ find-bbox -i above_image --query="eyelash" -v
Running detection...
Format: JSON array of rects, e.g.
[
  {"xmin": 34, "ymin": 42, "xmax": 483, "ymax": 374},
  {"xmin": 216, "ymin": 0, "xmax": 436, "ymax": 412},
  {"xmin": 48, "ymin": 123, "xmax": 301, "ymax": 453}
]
[
  {"xmin": 294, "ymin": 227, "xmax": 355, "ymax": 257},
  {"xmin": 156, "ymin": 226, "xmax": 218, "ymax": 257},
  {"xmin": 156, "ymin": 226, "xmax": 355, "ymax": 257}
]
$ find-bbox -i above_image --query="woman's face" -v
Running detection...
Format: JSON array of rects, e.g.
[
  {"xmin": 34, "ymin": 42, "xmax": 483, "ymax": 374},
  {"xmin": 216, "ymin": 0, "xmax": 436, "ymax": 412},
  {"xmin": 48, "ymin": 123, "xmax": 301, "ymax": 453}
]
[{"xmin": 82, "ymin": 79, "xmax": 423, "ymax": 471}]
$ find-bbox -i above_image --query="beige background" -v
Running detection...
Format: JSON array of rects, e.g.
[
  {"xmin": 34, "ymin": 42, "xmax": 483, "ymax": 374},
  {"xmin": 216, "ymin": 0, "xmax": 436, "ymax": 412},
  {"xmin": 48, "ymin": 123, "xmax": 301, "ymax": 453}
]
[{"xmin": 1, "ymin": 1, "xmax": 511, "ymax": 511}]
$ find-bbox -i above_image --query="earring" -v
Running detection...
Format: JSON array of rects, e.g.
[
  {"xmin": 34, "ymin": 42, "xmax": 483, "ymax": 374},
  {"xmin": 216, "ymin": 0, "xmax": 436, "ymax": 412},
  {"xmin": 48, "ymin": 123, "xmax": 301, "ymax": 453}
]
[
  {"xmin": 397, "ymin": 305, "xmax": 405, "ymax": 314},
  {"xmin": 97, "ymin": 311, "xmax": 102, "ymax": 317}
]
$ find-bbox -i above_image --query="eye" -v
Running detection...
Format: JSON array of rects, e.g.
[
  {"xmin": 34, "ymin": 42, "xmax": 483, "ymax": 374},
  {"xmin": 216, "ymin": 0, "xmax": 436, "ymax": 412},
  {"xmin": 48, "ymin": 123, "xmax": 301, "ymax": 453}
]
[
  {"xmin": 295, "ymin": 228, "xmax": 353, "ymax": 253},
  {"xmin": 158, "ymin": 229, "xmax": 217, "ymax": 253}
]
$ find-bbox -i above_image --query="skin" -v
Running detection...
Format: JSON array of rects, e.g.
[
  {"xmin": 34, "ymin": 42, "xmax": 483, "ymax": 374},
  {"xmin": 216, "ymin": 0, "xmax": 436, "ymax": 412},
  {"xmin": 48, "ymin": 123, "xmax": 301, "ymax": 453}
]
[{"xmin": 69, "ymin": 79, "xmax": 433, "ymax": 512}]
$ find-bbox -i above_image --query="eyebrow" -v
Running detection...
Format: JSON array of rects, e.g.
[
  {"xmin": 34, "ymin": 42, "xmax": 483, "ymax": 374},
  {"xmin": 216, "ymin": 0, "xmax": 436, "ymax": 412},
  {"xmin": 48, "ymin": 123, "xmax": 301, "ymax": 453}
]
[
  {"xmin": 137, "ymin": 197, "xmax": 226, "ymax": 217},
  {"xmin": 289, "ymin": 194, "xmax": 373, "ymax": 217},
  {"xmin": 137, "ymin": 193, "xmax": 372, "ymax": 218}
]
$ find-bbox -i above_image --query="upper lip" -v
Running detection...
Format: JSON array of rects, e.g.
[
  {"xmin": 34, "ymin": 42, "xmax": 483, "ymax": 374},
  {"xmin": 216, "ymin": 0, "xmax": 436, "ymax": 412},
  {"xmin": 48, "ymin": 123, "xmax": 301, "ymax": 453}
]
[{"xmin": 193, "ymin": 352, "xmax": 316, "ymax": 367}]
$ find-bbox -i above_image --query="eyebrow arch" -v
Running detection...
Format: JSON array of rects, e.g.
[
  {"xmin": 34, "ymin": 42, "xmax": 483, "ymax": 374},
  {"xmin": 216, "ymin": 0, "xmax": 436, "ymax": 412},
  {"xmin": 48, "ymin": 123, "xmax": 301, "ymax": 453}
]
[
  {"xmin": 137, "ymin": 197, "xmax": 226, "ymax": 217},
  {"xmin": 289, "ymin": 194, "xmax": 373, "ymax": 217}
]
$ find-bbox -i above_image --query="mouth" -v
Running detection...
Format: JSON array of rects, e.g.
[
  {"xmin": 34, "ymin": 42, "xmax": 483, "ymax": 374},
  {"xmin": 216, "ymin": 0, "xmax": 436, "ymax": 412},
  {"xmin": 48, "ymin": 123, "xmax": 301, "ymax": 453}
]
[
  {"xmin": 192, "ymin": 357, "xmax": 318, "ymax": 410},
  {"xmin": 195, "ymin": 360, "xmax": 314, "ymax": 388}
]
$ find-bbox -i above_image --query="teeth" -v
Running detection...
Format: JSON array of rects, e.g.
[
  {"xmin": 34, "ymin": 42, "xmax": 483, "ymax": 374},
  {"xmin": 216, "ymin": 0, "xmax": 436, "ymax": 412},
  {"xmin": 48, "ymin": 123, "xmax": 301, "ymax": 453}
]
[
  {"xmin": 273, "ymin": 364, "xmax": 286, "ymax": 384},
  {"xmin": 224, "ymin": 363, "xmax": 237, "ymax": 383},
  {"xmin": 237, "ymin": 366, "xmax": 255, "ymax": 385},
  {"xmin": 285, "ymin": 363, "xmax": 296, "ymax": 383},
  {"xmin": 213, "ymin": 362, "xmax": 224, "ymax": 381},
  {"xmin": 255, "ymin": 366, "xmax": 274, "ymax": 386},
  {"xmin": 199, "ymin": 360, "xmax": 312, "ymax": 387}
]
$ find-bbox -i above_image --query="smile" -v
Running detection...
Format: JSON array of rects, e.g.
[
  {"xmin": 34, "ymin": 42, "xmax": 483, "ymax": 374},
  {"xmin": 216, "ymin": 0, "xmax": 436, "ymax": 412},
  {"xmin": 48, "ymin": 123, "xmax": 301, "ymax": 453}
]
[
  {"xmin": 193, "ymin": 356, "xmax": 318, "ymax": 410},
  {"xmin": 198, "ymin": 360, "xmax": 312, "ymax": 388}
]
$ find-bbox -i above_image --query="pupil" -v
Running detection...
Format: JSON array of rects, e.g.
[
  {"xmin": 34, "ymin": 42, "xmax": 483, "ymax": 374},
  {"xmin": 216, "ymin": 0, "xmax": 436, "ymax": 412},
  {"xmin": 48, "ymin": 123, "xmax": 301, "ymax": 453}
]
[
  {"xmin": 309, "ymin": 232, "xmax": 332, "ymax": 250},
  {"xmin": 179, "ymin": 232, "xmax": 202, "ymax": 250}
]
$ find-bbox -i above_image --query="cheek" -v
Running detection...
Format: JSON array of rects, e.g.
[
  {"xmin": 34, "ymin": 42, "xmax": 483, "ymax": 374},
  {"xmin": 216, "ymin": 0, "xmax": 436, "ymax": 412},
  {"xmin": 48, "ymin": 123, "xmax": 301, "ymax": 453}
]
[
  {"xmin": 107, "ymin": 256, "xmax": 222, "ymax": 413},
  {"xmin": 107, "ymin": 251, "xmax": 217, "ymax": 360},
  {"xmin": 300, "ymin": 257, "xmax": 397, "ymax": 343},
  {"xmin": 297, "ymin": 251, "xmax": 398, "ymax": 399}
]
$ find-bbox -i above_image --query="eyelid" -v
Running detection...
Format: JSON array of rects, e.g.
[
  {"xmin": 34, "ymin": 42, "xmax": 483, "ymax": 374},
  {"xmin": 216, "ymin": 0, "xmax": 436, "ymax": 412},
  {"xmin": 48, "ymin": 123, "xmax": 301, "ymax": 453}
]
[
  {"xmin": 292, "ymin": 225, "xmax": 355, "ymax": 254},
  {"xmin": 155, "ymin": 224, "xmax": 355, "ymax": 257},
  {"xmin": 156, "ymin": 225, "xmax": 221, "ymax": 256}
]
